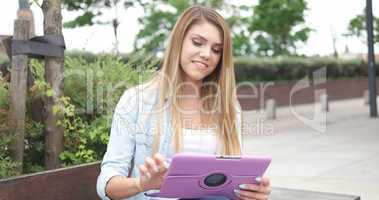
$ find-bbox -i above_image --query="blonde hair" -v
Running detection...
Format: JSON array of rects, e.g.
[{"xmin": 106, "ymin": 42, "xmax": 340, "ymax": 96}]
[{"xmin": 151, "ymin": 5, "xmax": 241, "ymax": 155}]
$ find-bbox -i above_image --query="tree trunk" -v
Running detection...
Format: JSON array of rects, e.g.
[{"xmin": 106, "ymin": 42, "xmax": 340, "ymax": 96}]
[
  {"xmin": 17, "ymin": 4, "xmax": 44, "ymax": 123},
  {"xmin": 8, "ymin": 19, "xmax": 30, "ymax": 175},
  {"xmin": 41, "ymin": 0, "xmax": 64, "ymax": 170},
  {"xmin": 17, "ymin": 6, "xmax": 35, "ymax": 88}
]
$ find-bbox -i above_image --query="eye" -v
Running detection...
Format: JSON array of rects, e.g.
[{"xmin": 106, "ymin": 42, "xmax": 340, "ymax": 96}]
[
  {"xmin": 212, "ymin": 47, "xmax": 222, "ymax": 54},
  {"xmin": 192, "ymin": 39, "xmax": 202, "ymax": 47}
]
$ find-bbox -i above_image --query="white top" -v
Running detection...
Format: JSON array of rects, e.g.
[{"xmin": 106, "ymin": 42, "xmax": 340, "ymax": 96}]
[
  {"xmin": 181, "ymin": 128, "xmax": 218, "ymax": 154},
  {"xmin": 169, "ymin": 128, "xmax": 218, "ymax": 155},
  {"xmin": 158, "ymin": 128, "xmax": 219, "ymax": 200}
]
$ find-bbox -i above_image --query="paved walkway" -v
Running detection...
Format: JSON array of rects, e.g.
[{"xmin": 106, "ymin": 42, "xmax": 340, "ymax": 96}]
[{"xmin": 242, "ymin": 97, "xmax": 379, "ymax": 200}]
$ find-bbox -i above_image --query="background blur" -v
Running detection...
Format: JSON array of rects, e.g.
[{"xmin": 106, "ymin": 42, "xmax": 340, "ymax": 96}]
[{"xmin": 0, "ymin": 0, "xmax": 378, "ymax": 199}]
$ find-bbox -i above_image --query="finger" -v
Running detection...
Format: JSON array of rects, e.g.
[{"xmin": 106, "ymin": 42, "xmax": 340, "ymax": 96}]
[
  {"xmin": 239, "ymin": 184, "xmax": 271, "ymax": 194},
  {"xmin": 153, "ymin": 153, "xmax": 167, "ymax": 173},
  {"xmin": 234, "ymin": 190, "xmax": 256, "ymax": 200},
  {"xmin": 138, "ymin": 164, "xmax": 151, "ymax": 179},
  {"xmin": 145, "ymin": 157, "xmax": 160, "ymax": 174},
  {"xmin": 153, "ymin": 153, "xmax": 165, "ymax": 163},
  {"xmin": 239, "ymin": 183, "xmax": 259, "ymax": 191},
  {"xmin": 234, "ymin": 192, "xmax": 248, "ymax": 200},
  {"xmin": 235, "ymin": 189, "xmax": 268, "ymax": 200},
  {"xmin": 259, "ymin": 177, "xmax": 270, "ymax": 187},
  {"xmin": 233, "ymin": 191, "xmax": 247, "ymax": 200}
]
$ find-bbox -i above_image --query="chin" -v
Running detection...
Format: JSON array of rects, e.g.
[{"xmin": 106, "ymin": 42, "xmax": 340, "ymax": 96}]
[
  {"xmin": 182, "ymin": 67, "xmax": 210, "ymax": 82},
  {"xmin": 189, "ymin": 77, "xmax": 204, "ymax": 82},
  {"xmin": 187, "ymin": 74, "xmax": 207, "ymax": 82}
]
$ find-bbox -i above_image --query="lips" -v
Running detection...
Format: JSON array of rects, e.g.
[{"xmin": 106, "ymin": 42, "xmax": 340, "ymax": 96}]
[{"xmin": 192, "ymin": 60, "xmax": 208, "ymax": 69}]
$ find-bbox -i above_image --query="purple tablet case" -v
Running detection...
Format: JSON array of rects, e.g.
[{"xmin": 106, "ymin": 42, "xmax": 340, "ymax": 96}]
[{"xmin": 145, "ymin": 153, "xmax": 271, "ymax": 199}]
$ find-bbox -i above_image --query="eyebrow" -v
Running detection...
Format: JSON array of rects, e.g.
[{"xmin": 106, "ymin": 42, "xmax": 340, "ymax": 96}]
[{"xmin": 192, "ymin": 34, "xmax": 223, "ymax": 47}]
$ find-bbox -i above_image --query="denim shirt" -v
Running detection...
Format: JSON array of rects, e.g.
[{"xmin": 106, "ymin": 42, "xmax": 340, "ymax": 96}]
[{"xmin": 96, "ymin": 84, "xmax": 242, "ymax": 200}]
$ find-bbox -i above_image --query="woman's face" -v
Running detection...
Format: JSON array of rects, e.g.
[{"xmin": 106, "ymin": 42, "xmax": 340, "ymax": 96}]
[{"xmin": 180, "ymin": 21, "xmax": 223, "ymax": 84}]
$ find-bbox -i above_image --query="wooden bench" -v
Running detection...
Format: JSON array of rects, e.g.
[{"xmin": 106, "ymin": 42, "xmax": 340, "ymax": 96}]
[{"xmin": 0, "ymin": 162, "xmax": 360, "ymax": 200}]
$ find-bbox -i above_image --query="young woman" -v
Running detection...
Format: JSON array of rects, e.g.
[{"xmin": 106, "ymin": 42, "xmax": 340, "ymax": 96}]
[{"xmin": 97, "ymin": 5, "xmax": 271, "ymax": 200}]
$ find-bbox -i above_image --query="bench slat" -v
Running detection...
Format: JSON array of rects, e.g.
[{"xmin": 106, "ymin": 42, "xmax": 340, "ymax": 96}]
[
  {"xmin": 0, "ymin": 162, "xmax": 360, "ymax": 200},
  {"xmin": 0, "ymin": 161, "xmax": 101, "ymax": 200}
]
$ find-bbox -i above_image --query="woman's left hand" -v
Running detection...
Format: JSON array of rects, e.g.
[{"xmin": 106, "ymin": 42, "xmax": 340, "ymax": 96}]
[{"xmin": 234, "ymin": 177, "xmax": 271, "ymax": 200}]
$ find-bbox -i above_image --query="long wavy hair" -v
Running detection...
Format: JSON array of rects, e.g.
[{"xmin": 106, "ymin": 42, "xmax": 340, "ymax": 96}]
[{"xmin": 151, "ymin": 5, "xmax": 241, "ymax": 155}]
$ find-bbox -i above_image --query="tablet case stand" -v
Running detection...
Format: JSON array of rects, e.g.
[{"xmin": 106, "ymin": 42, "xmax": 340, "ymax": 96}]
[{"xmin": 145, "ymin": 154, "xmax": 271, "ymax": 199}]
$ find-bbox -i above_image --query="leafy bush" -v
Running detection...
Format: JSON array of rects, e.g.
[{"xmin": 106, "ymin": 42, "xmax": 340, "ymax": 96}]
[
  {"xmin": 60, "ymin": 54, "xmax": 156, "ymax": 166},
  {"xmin": 0, "ymin": 53, "xmax": 157, "ymax": 178},
  {"xmin": 23, "ymin": 120, "xmax": 45, "ymax": 174},
  {"xmin": 59, "ymin": 114, "xmax": 111, "ymax": 166},
  {"xmin": 64, "ymin": 53, "xmax": 157, "ymax": 117},
  {"xmin": 0, "ymin": 124, "xmax": 19, "ymax": 179},
  {"xmin": 65, "ymin": 50, "xmax": 131, "ymax": 65},
  {"xmin": 234, "ymin": 56, "xmax": 377, "ymax": 82},
  {"xmin": 0, "ymin": 155, "xmax": 19, "ymax": 179},
  {"xmin": 29, "ymin": 53, "xmax": 157, "ymax": 167},
  {"xmin": 0, "ymin": 57, "xmax": 9, "ymax": 67},
  {"xmin": 0, "ymin": 73, "xmax": 8, "ymax": 109},
  {"xmin": 0, "ymin": 74, "xmax": 19, "ymax": 178}
]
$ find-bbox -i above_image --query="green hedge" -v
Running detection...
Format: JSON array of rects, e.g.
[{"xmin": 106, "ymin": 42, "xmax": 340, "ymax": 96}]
[
  {"xmin": 62, "ymin": 52, "xmax": 378, "ymax": 82},
  {"xmin": 234, "ymin": 56, "xmax": 378, "ymax": 82},
  {"xmin": 64, "ymin": 50, "xmax": 131, "ymax": 64}
]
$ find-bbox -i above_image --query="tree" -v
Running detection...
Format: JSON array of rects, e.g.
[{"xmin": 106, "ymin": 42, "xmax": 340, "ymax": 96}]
[
  {"xmin": 345, "ymin": 12, "xmax": 379, "ymax": 44},
  {"xmin": 135, "ymin": 1, "xmax": 259, "ymax": 56},
  {"xmin": 61, "ymin": 0, "xmax": 254, "ymax": 56},
  {"xmin": 41, "ymin": 0, "xmax": 65, "ymax": 169},
  {"xmin": 226, "ymin": 5, "xmax": 254, "ymax": 56},
  {"xmin": 248, "ymin": 0, "xmax": 311, "ymax": 56},
  {"xmin": 62, "ymin": 0, "xmax": 147, "ymax": 53},
  {"xmin": 61, "ymin": 0, "xmax": 311, "ymax": 57},
  {"xmin": 134, "ymin": 0, "xmax": 226, "ymax": 54},
  {"xmin": 7, "ymin": 0, "xmax": 33, "ymax": 174}
]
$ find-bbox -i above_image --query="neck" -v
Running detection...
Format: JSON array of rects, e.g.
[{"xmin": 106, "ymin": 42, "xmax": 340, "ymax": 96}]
[{"xmin": 181, "ymin": 78, "xmax": 202, "ymax": 98}]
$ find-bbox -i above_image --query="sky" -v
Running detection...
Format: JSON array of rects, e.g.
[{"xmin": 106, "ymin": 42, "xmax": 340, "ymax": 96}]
[{"xmin": 0, "ymin": 0, "xmax": 378, "ymax": 56}]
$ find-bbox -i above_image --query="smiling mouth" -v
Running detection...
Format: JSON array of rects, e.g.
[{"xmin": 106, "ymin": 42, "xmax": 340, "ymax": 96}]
[{"xmin": 192, "ymin": 61, "xmax": 208, "ymax": 68}]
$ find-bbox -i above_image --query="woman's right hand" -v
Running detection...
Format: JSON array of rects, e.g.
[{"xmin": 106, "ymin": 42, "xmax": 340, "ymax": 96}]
[{"xmin": 137, "ymin": 153, "xmax": 168, "ymax": 192}]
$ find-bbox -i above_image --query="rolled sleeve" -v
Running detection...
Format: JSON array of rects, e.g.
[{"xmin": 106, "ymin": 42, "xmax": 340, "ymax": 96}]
[
  {"xmin": 96, "ymin": 168, "xmax": 125, "ymax": 200},
  {"xmin": 96, "ymin": 89, "xmax": 139, "ymax": 200}
]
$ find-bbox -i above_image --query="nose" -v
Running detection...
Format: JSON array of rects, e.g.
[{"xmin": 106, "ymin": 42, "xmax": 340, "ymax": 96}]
[{"xmin": 199, "ymin": 46, "xmax": 211, "ymax": 60}]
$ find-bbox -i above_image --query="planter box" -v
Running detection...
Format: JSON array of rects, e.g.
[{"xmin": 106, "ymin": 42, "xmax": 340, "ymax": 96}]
[{"xmin": 237, "ymin": 78, "xmax": 379, "ymax": 110}]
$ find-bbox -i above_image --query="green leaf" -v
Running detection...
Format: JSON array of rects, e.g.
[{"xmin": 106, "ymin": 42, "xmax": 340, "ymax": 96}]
[
  {"xmin": 46, "ymin": 89, "xmax": 54, "ymax": 97},
  {"xmin": 52, "ymin": 105, "xmax": 60, "ymax": 115},
  {"xmin": 63, "ymin": 11, "xmax": 96, "ymax": 28},
  {"xmin": 345, "ymin": 13, "xmax": 379, "ymax": 44},
  {"xmin": 249, "ymin": 0, "xmax": 310, "ymax": 56}
]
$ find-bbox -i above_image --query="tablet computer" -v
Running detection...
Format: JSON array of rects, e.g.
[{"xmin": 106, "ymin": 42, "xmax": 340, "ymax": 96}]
[{"xmin": 145, "ymin": 153, "xmax": 271, "ymax": 199}]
